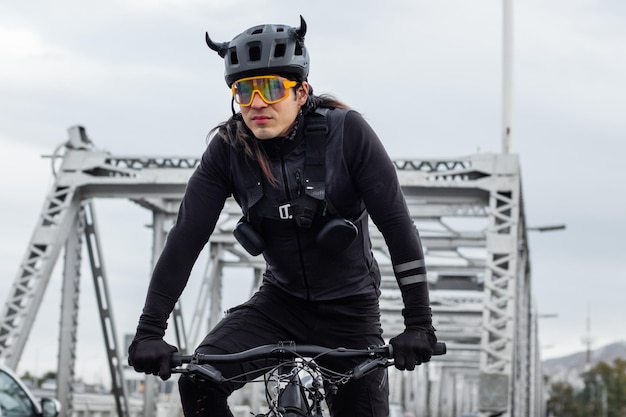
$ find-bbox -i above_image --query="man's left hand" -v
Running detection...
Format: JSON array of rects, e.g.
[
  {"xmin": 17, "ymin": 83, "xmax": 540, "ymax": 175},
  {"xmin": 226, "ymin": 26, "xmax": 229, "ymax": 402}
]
[{"xmin": 389, "ymin": 328, "xmax": 437, "ymax": 370}]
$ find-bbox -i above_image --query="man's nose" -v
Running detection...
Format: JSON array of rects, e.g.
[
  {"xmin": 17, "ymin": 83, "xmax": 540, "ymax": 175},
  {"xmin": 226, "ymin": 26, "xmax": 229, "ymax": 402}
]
[{"xmin": 250, "ymin": 91, "xmax": 268, "ymax": 108}]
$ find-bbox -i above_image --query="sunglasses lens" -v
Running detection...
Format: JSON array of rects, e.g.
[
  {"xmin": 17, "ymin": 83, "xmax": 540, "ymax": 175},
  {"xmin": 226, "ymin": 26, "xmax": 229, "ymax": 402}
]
[
  {"xmin": 233, "ymin": 80, "xmax": 254, "ymax": 105},
  {"xmin": 259, "ymin": 77, "xmax": 286, "ymax": 102},
  {"xmin": 233, "ymin": 77, "xmax": 289, "ymax": 105}
]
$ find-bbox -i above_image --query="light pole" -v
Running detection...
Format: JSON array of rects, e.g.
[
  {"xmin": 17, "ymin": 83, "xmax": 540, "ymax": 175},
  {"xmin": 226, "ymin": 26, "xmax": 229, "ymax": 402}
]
[{"xmin": 502, "ymin": 0, "xmax": 514, "ymax": 154}]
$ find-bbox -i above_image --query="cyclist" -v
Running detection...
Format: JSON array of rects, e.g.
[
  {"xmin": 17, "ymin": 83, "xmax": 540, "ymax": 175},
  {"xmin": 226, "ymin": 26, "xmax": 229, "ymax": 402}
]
[{"xmin": 128, "ymin": 16, "xmax": 437, "ymax": 417}]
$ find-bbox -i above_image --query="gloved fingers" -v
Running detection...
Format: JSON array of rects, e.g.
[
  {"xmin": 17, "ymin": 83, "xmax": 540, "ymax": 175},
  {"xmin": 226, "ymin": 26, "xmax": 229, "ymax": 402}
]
[
  {"xmin": 390, "ymin": 329, "xmax": 437, "ymax": 370},
  {"xmin": 414, "ymin": 332, "xmax": 434, "ymax": 363},
  {"xmin": 405, "ymin": 357, "xmax": 419, "ymax": 371},
  {"xmin": 394, "ymin": 354, "xmax": 407, "ymax": 371},
  {"xmin": 129, "ymin": 348, "xmax": 154, "ymax": 373},
  {"xmin": 132, "ymin": 358, "xmax": 152, "ymax": 374},
  {"xmin": 415, "ymin": 345, "xmax": 433, "ymax": 363},
  {"xmin": 128, "ymin": 338, "xmax": 177, "ymax": 377},
  {"xmin": 159, "ymin": 357, "xmax": 172, "ymax": 381},
  {"xmin": 394, "ymin": 355, "xmax": 420, "ymax": 371}
]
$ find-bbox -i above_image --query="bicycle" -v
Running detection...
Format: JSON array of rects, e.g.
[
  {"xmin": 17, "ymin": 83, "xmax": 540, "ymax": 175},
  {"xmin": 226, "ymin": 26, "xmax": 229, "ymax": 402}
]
[{"xmin": 170, "ymin": 341, "xmax": 447, "ymax": 417}]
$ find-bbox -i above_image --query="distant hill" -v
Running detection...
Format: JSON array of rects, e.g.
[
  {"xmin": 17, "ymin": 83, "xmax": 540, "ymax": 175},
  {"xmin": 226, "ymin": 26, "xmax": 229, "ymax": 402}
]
[{"xmin": 542, "ymin": 340, "xmax": 626, "ymax": 388}]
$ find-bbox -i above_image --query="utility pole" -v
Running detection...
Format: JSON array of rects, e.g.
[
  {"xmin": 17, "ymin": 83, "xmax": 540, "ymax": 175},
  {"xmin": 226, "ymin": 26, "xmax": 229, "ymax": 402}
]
[{"xmin": 581, "ymin": 305, "xmax": 594, "ymax": 370}]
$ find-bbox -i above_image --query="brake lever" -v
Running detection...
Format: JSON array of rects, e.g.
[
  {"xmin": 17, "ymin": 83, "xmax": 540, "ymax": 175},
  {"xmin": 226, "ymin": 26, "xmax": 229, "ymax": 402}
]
[
  {"xmin": 352, "ymin": 357, "xmax": 390, "ymax": 379},
  {"xmin": 187, "ymin": 363, "xmax": 225, "ymax": 383}
]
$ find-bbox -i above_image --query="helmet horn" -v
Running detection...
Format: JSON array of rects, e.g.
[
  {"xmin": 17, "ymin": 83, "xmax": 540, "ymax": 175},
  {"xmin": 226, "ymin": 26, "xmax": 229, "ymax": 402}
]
[
  {"xmin": 205, "ymin": 32, "xmax": 229, "ymax": 58},
  {"xmin": 295, "ymin": 15, "xmax": 307, "ymax": 40}
]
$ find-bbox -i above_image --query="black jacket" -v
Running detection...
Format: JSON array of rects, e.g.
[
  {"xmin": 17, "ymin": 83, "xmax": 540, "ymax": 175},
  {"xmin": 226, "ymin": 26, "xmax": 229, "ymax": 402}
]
[{"xmin": 139, "ymin": 108, "xmax": 431, "ymax": 333}]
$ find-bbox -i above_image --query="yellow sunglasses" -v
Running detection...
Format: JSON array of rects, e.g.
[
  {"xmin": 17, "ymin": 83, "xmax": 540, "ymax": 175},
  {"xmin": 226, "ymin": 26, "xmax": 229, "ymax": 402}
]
[{"xmin": 231, "ymin": 75, "xmax": 298, "ymax": 106}]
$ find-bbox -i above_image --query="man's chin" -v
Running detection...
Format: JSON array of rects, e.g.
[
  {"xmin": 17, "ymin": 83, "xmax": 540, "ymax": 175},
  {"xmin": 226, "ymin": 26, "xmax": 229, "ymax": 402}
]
[{"xmin": 250, "ymin": 128, "xmax": 278, "ymax": 140}]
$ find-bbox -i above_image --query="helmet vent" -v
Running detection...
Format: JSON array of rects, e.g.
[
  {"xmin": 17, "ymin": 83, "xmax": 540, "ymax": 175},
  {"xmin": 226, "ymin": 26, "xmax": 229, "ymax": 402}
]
[
  {"xmin": 294, "ymin": 43, "xmax": 303, "ymax": 56},
  {"xmin": 274, "ymin": 43, "xmax": 286, "ymax": 58},
  {"xmin": 248, "ymin": 45, "xmax": 261, "ymax": 62},
  {"xmin": 252, "ymin": 28, "xmax": 263, "ymax": 35},
  {"xmin": 229, "ymin": 50, "xmax": 239, "ymax": 65}
]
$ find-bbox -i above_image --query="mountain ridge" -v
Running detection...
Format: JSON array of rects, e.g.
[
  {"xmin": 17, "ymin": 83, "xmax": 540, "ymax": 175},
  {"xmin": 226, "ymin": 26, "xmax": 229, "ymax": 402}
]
[{"xmin": 542, "ymin": 340, "xmax": 626, "ymax": 387}]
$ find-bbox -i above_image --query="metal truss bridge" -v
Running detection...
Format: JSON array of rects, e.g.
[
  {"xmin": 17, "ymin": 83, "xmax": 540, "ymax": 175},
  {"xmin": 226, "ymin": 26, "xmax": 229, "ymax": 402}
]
[{"xmin": 0, "ymin": 126, "xmax": 544, "ymax": 417}]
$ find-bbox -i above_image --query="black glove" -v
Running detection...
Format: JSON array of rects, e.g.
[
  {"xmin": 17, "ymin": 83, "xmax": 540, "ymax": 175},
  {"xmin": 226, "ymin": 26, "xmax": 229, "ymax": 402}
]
[
  {"xmin": 389, "ymin": 327, "xmax": 437, "ymax": 371},
  {"xmin": 128, "ymin": 334, "xmax": 178, "ymax": 380}
]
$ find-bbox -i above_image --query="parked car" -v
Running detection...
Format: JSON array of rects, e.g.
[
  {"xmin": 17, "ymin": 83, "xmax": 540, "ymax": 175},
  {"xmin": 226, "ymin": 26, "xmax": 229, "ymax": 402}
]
[{"xmin": 0, "ymin": 363, "xmax": 60, "ymax": 417}]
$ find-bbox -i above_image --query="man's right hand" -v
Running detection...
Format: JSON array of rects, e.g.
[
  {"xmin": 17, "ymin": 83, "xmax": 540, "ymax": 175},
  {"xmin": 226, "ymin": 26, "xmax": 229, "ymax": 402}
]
[{"xmin": 128, "ymin": 337, "xmax": 178, "ymax": 380}]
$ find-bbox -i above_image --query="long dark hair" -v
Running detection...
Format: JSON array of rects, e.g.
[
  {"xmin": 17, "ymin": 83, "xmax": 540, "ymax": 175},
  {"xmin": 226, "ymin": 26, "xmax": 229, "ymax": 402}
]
[{"xmin": 208, "ymin": 89, "xmax": 349, "ymax": 186}]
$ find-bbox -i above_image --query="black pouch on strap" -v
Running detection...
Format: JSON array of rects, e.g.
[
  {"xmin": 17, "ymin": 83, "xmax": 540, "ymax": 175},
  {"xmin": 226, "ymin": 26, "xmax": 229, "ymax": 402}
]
[
  {"xmin": 233, "ymin": 218, "xmax": 265, "ymax": 256},
  {"xmin": 316, "ymin": 218, "xmax": 358, "ymax": 253}
]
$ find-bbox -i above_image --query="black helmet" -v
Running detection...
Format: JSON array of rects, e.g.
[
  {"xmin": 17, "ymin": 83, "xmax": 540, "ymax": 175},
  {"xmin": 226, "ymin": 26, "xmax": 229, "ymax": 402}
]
[{"xmin": 206, "ymin": 16, "xmax": 309, "ymax": 86}]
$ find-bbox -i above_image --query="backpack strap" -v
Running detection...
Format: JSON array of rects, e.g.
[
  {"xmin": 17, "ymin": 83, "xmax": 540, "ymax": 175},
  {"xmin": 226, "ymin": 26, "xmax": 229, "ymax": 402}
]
[
  {"xmin": 303, "ymin": 107, "xmax": 329, "ymax": 201},
  {"xmin": 237, "ymin": 155, "xmax": 264, "ymax": 220}
]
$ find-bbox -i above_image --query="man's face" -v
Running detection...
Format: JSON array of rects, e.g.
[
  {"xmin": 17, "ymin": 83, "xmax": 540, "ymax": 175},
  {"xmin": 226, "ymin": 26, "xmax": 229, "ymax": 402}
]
[{"xmin": 238, "ymin": 78, "xmax": 309, "ymax": 140}]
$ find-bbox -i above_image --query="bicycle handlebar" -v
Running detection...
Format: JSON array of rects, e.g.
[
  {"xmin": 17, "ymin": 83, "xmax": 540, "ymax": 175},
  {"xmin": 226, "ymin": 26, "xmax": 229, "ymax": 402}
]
[
  {"xmin": 171, "ymin": 341, "xmax": 446, "ymax": 369},
  {"xmin": 169, "ymin": 342, "xmax": 447, "ymax": 412}
]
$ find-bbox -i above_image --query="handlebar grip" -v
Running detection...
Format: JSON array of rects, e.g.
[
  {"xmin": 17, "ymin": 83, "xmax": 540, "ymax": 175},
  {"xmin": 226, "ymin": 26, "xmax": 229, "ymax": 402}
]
[
  {"xmin": 385, "ymin": 341, "xmax": 446, "ymax": 358},
  {"xmin": 171, "ymin": 352, "xmax": 183, "ymax": 368}
]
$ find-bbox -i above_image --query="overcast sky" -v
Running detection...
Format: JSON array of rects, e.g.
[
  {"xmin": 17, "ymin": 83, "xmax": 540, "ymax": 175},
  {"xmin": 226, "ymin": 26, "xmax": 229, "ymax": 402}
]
[{"xmin": 1, "ymin": 0, "xmax": 625, "ymax": 385}]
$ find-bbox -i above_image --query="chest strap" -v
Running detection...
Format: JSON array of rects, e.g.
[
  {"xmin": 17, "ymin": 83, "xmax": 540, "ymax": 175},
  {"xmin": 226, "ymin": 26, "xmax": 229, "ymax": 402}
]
[{"xmin": 240, "ymin": 108, "xmax": 330, "ymax": 227}]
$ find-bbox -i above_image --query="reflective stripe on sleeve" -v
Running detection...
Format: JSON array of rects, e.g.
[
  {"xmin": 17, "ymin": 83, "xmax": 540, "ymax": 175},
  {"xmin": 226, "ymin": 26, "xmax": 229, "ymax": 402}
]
[
  {"xmin": 398, "ymin": 274, "xmax": 427, "ymax": 286},
  {"xmin": 393, "ymin": 259, "xmax": 425, "ymax": 273}
]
